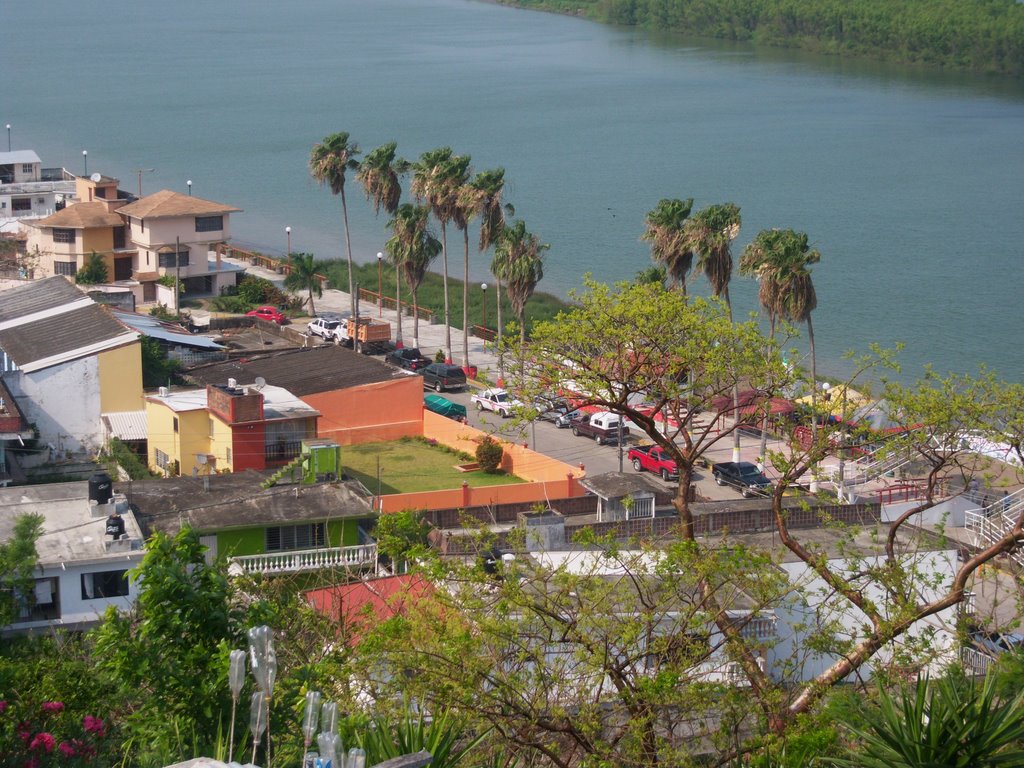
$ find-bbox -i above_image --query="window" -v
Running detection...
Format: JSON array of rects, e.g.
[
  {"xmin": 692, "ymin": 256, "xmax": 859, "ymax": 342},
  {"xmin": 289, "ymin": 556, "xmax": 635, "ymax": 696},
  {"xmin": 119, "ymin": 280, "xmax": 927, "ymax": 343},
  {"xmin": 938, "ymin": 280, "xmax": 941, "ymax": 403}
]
[
  {"xmin": 113, "ymin": 226, "xmax": 126, "ymax": 249},
  {"xmin": 21, "ymin": 164, "xmax": 33, "ymax": 174},
  {"xmin": 81, "ymin": 569, "xmax": 129, "ymax": 600},
  {"xmin": 265, "ymin": 523, "xmax": 325, "ymax": 552},
  {"xmin": 173, "ymin": 417, "xmax": 179, "ymax": 433},
  {"xmin": 54, "ymin": 261, "xmax": 76, "ymax": 276},
  {"xmin": 154, "ymin": 448, "xmax": 170, "ymax": 470},
  {"xmin": 12, "ymin": 198, "xmax": 31, "ymax": 212},
  {"xmin": 209, "ymin": 418, "xmax": 216, "ymax": 437},
  {"xmin": 158, "ymin": 250, "xmax": 190, "ymax": 268},
  {"xmin": 53, "ymin": 228, "xmax": 76, "ymax": 244},
  {"xmin": 626, "ymin": 496, "xmax": 654, "ymax": 519},
  {"xmin": 226, "ymin": 446, "xmax": 232, "ymax": 464},
  {"xmin": 195, "ymin": 215, "xmax": 223, "ymax": 232}
]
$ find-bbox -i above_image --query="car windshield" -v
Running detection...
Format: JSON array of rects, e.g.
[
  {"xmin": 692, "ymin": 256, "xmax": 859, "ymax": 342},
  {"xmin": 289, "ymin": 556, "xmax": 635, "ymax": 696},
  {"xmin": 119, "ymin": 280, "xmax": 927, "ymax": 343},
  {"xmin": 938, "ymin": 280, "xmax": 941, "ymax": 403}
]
[
  {"xmin": 738, "ymin": 465, "xmax": 764, "ymax": 478},
  {"xmin": 493, "ymin": 392, "xmax": 508, "ymax": 402},
  {"xmin": 322, "ymin": 320, "xmax": 339, "ymax": 329}
]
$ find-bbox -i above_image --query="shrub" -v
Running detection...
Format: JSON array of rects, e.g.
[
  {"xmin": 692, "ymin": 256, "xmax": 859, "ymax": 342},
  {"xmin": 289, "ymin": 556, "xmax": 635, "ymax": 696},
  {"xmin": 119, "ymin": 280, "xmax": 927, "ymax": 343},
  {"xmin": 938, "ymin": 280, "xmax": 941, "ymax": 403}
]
[
  {"xmin": 435, "ymin": 349, "xmax": 446, "ymax": 363},
  {"xmin": 475, "ymin": 436, "xmax": 504, "ymax": 474},
  {"xmin": 236, "ymin": 275, "xmax": 286, "ymax": 306},
  {"xmin": 75, "ymin": 251, "xmax": 108, "ymax": 285}
]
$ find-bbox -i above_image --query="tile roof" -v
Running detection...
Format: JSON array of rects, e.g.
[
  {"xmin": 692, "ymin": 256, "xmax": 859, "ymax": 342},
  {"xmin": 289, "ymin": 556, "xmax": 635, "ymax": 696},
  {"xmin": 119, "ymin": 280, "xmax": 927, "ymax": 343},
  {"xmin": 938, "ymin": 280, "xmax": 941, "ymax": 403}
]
[
  {"xmin": 0, "ymin": 277, "xmax": 139, "ymax": 372},
  {"xmin": 32, "ymin": 201, "xmax": 124, "ymax": 229},
  {"xmin": 184, "ymin": 345, "xmax": 407, "ymax": 396},
  {"xmin": 117, "ymin": 189, "xmax": 241, "ymax": 219}
]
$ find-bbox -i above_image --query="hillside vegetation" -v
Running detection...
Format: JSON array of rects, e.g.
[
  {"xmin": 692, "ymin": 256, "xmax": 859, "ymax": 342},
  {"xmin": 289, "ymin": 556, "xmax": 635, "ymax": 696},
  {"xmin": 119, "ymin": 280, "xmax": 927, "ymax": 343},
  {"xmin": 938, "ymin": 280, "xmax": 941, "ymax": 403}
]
[{"xmin": 502, "ymin": 0, "xmax": 1024, "ymax": 75}]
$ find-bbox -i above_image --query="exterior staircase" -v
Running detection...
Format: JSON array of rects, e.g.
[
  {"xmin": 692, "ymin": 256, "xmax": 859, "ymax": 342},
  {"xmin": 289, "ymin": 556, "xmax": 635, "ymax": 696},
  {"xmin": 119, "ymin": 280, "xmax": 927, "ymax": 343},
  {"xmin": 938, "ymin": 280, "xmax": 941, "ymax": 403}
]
[
  {"xmin": 826, "ymin": 445, "xmax": 913, "ymax": 487},
  {"xmin": 261, "ymin": 453, "xmax": 304, "ymax": 488},
  {"xmin": 965, "ymin": 489, "xmax": 1024, "ymax": 567}
]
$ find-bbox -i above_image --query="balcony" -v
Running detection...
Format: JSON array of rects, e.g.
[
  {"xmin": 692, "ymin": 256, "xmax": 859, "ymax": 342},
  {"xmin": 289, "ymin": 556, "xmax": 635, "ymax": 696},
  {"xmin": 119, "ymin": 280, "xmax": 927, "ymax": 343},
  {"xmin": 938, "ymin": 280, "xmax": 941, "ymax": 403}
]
[{"xmin": 229, "ymin": 544, "xmax": 377, "ymax": 576}]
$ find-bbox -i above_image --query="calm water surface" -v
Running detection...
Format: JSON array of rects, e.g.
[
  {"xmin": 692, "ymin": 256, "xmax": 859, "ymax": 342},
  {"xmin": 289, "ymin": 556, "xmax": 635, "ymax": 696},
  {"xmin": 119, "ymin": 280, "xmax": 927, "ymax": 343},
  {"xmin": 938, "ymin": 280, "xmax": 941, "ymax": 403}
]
[{"xmin": 4, "ymin": 0, "xmax": 1023, "ymax": 383}]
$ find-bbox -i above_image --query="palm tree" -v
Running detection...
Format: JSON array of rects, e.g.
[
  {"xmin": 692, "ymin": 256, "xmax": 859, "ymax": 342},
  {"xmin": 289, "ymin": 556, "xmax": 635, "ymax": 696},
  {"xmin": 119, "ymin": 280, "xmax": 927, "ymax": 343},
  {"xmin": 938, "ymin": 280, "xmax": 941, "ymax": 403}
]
[
  {"xmin": 412, "ymin": 148, "xmax": 468, "ymax": 363},
  {"xmin": 467, "ymin": 168, "xmax": 513, "ymax": 378},
  {"xmin": 445, "ymin": 156, "xmax": 475, "ymax": 368},
  {"xmin": 685, "ymin": 202, "xmax": 741, "ymax": 317},
  {"xmin": 310, "ymin": 132, "xmax": 360, "ymax": 319},
  {"xmin": 357, "ymin": 141, "xmax": 408, "ymax": 342},
  {"xmin": 386, "ymin": 204, "xmax": 441, "ymax": 348},
  {"xmin": 283, "ymin": 252, "xmax": 322, "ymax": 316},
  {"xmin": 641, "ymin": 198, "xmax": 694, "ymax": 294},
  {"xmin": 685, "ymin": 202, "xmax": 742, "ymax": 460},
  {"xmin": 493, "ymin": 219, "xmax": 547, "ymax": 345}
]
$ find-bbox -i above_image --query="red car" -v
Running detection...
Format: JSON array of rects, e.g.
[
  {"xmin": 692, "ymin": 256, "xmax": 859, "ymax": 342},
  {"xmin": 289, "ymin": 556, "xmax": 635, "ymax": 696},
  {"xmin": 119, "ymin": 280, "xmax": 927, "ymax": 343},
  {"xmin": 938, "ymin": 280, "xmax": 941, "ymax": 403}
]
[{"xmin": 246, "ymin": 306, "xmax": 287, "ymax": 325}]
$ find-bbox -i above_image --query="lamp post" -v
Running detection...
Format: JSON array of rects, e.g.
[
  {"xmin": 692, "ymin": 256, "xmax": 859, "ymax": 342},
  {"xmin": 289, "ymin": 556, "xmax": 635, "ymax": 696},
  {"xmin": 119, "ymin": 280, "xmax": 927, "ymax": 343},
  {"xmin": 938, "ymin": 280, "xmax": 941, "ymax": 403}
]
[
  {"xmin": 285, "ymin": 226, "xmax": 292, "ymax": 257},
  {"xmin": 135, "ymin": 168, "xmax": 155, "ymax": 197},
  {"xmin": 82, "ymin": 150, "xmax": 88, "ymax": 176},
  {"xmin": 5, "ymin": 125, "xmax": 10, "ymax": 152},
  {"xmin": 376, "ymin": 252, "xmax": 383, "ymax": 317},
  {"xmin": 481, "ymin": 283, "xmax": 488, "ymax": 330},
  {"xmin": 187, "ymin": 179, "xmax": 192, "ymax": 196}
]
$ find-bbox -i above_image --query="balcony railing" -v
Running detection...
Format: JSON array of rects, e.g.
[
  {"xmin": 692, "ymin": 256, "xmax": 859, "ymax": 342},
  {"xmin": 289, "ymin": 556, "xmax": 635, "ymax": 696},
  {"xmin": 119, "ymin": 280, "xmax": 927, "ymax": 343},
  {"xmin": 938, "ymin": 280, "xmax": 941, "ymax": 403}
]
[
  {"xmin": 265, "ymin": 440, "xmax": 303, "ymax": 463},
  {"xmin": 230, "ymin": 544, "xmax": 377, "ymax": 575}
]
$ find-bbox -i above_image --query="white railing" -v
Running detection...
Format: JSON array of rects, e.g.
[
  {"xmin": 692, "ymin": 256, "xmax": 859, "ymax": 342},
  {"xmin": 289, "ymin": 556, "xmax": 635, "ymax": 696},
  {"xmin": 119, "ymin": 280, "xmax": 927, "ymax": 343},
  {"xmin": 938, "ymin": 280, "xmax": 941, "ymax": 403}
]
[
  {"xmin": 231, "ymin": 544, "xmax": 377, "ymax": 575},
  {"xmin": 964, "ymin": 490, "xmax": 1024, "ymax": 567},
  {"xmin": 828, "ymin": 446, "xmax": 912, "ymax": 487},
  {"xmin": 961, "ymin": 646, "xmax": 993, "ymax": 676}
]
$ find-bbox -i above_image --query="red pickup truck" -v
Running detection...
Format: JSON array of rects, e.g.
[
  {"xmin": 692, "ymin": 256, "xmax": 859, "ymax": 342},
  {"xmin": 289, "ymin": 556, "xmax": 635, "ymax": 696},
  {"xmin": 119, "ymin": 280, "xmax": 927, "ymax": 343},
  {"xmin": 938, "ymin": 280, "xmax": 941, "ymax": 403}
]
[{"xmin": 628, "ymin": 444, "xmax": 679, "ymax": 481}]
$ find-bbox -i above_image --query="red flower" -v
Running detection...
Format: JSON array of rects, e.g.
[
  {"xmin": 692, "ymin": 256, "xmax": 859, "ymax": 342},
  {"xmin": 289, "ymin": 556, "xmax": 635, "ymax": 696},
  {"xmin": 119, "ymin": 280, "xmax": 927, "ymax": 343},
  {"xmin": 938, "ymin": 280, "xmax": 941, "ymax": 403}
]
[
  {"xmin": 18, "ymin": 725, "xmax": 32, "ymax": 745},
  {"xmin": 0, "ymin": 700, "xmax": 7, "ymax": 712},
  {"xmin": 40, "ymin": 701, "xmax": 64, "ymax": 714},
  {"xmin": 58, "ymin": 742, "xmax": 77, "ymax": 758},
  {"xmin": 82, "ymin": 715, "xmax": 106, "ymax": 736},
  {"xmin": 29, "ymin": 732, "xmax": 56, "ymax": 754}
]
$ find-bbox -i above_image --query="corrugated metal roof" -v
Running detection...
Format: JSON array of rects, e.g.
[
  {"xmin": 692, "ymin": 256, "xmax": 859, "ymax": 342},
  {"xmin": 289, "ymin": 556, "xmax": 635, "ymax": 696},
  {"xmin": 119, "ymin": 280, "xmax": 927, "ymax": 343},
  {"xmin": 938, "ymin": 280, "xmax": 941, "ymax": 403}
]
[
  {"xmin": 102, "ymin": 410, "xmax": 147, "ymax": 441},
  {"xmin": 113, "ymin": 310, "xmax": 224, "ymax": 350},
  {"xmin": 0, "ymin": 150, "xmax": 42, "ymax": 165},
  {"xmin": 0, "ymin": 276, "xmax": 84, "ymax": 324}
]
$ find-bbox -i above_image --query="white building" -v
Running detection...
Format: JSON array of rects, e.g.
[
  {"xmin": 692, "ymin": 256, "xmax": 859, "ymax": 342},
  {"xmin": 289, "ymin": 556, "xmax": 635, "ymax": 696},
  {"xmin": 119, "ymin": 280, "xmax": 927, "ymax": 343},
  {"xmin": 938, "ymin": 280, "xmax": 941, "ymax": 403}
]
[
  {"xmin": 0, "ymin": 479, "xmax": 145, "ymax": 632},
  {"xmin": 0, "ymin": 150, "xmax": 76, "ymax": 233}
]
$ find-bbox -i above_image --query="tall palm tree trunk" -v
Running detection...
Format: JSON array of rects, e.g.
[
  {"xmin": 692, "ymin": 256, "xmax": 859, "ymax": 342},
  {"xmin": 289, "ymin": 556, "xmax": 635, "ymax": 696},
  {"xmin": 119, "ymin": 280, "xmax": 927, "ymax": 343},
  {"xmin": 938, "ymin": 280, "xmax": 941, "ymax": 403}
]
[
  {"xmin": 307, "ymin": 287, "xmax": 316, "ymax": 317},
  {"xmin": 440, "ymin": 224, "xmax": 452, "ymax": 362},
  {"xmin": 758, "ymin": 316, "xmax": 776, "ymax": 470},
  {"xmin": 808, "ymin": 314, "xmax": 818, "ymax": 454},
  {"xmin": 413, "ymin": 291, "xmax": 421, "ymax": 348},
  {"xmin": 723, "ymin": 295, "xmax": 744, "ymax": 463},
  {"xmin": 341, "ymin": 186, "xmax": 355, "ymax": 319},
  {"xmin": 462, "ymin": 229, "xmax": 470, "ymax": 368},
  {"xmin": 496, "ymin": 278, "xmax": 504, "ymax": 383},
  {"xmin": 394, "ymin": 261, "xmax": 403, "ymax": 346}
]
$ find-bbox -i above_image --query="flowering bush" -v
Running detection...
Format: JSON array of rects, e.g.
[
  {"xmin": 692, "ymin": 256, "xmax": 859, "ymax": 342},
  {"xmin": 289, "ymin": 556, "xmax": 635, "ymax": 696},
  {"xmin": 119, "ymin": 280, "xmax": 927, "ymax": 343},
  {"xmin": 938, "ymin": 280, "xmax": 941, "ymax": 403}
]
[{"xmin": 0, "ymin": 699, "xmax": 109, "ymax": 767}]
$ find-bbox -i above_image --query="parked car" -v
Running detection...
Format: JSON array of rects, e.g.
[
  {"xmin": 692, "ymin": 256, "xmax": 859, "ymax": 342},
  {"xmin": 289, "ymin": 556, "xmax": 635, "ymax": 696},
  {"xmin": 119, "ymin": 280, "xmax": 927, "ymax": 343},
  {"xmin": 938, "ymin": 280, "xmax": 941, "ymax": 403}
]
[
  {"xmin": 970, "ymin": 630, "xmax": 1024, "ymax": 657},
  {"xmin": 247, "ymin": 306, "xmax": 287, "ymax": 325},
  {"xmin": 472, "ymin": 388, "xmax": 522, "ymax": 418},
  {"xmin": 387, "ymin": 347, "xmax": 431, "ymax": 371},
  {"xmin": 307, "ymin": 316, "xmax": 343, "ymax": 339},
  {"xmin": 628, "ymin": 444, "xmax": 678, "ymax": 481},
  {"xmin": 424, "ymin": 394, "xmax": 467, "ymax": 422},
  {"xmin": 711, "ymin": 461, "xmax": 772, "ymax": 497},
  {"xmin": 570, "ymin": 411, "xmax": 629, "ymax": 445},
  {"xmin": 555, "ymin": 408, "xmax": 583, "ymax": 428},
  {"xmin": 534, "ymin": 396, "xmax": 570, "ymax": 423},
  {"xmin": 421, "ymin": 363, "xmax": 467, "ymax": 392}
]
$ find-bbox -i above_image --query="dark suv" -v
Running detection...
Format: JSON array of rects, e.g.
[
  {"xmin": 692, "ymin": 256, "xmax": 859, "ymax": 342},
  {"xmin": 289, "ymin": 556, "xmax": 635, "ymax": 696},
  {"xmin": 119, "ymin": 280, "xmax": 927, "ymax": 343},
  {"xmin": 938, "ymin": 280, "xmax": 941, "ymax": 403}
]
[
  {"xmin": 387, "ymin": 347, "xmax": 430, "ymax": 371},
  {"xmin": 421, "ymin": 363, "xmax": 467, "ymax": 392}
]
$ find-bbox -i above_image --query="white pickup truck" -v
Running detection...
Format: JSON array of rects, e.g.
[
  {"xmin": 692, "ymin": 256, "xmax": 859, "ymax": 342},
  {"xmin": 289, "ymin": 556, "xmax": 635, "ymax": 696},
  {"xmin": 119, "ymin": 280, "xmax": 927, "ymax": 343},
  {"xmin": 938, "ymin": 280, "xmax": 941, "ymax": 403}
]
[{"xmin": 471, "ymin": 388, "xmax": 522, "ymax": 418}]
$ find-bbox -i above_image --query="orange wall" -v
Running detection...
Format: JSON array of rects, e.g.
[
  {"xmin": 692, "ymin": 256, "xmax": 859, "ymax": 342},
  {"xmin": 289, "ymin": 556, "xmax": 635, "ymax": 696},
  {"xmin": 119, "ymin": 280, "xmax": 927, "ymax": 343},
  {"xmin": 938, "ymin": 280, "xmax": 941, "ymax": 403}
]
[
  {"xmin": 423, "ymin": 411, "xmax": 582, "ymax": 483},
  {"xmin": 379, "ymin": 476, "xmax": 586, "ymax": 514},
  {"xmin": 305, "ymin": 376, "xmax": 423, "ymax": 446}
]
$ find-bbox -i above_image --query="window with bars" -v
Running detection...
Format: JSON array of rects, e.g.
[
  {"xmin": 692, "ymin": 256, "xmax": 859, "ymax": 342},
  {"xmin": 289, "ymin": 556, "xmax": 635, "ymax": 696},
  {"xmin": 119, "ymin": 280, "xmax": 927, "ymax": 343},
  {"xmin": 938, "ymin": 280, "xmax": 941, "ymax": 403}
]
[
  {"xmin": 154, "ymin": 448, "xmax": 170, "ymax": 470},
  {"xmin": 54, "ymin": 261, "xmax": 76, "ymax": 276},
  {"xmin": 158, "ymin": 250, "xmax": 190, "ymax": 268},
  {"xmin": 12, "ymin": 198, "xmax": 32, "ymax": 212},
  {"xmin": 265, "ymin": 523, "xmax": 325, "ymax": 552},
  {"xmin": 53, "ymin": 228, "xmax": 76, "ymax": 243},
  {"xmin": 195, "ymin": 215, "xmax": 223, "ymax": 232}
]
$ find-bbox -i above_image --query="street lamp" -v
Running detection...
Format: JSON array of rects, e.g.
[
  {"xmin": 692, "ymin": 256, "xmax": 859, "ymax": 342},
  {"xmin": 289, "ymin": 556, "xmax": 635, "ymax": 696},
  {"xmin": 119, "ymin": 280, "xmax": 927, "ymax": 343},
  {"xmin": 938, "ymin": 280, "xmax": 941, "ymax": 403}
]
[
  {"xmin": 285, "ymin": 226, "xmax": 292, "ymax": 257},
  {"xmin": 376, "ymin": 252, "xmax": 384, "ymax": 317},
  {"xmin": 481, "ymin": 283, "xmax": 488, "ymax": 330},
  {"xmin": 5, "ymin": 124, "xmax": 10, "ymax": 152},
  {"xmin": 187, "ymin": 179, "xmax": 192, "ymax": 196},
  {"xmin": 82, "ymin": 150, "xmax": 88, "ymax": 176}
]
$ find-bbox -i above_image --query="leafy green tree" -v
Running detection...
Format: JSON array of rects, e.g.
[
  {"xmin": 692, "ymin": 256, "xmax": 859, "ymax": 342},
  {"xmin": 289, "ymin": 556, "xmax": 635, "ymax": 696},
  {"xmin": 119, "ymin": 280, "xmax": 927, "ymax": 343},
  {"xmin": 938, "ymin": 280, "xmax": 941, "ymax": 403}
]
[
  {"xmin": 310, "ymin": 132, "xmax": 361, "ymax": 319},
  {"xmin": 412, "ymin": 148, "xmax": 468, "ymax": 362},
  {"xmin": 492, "ymin": 219, "xmax": 547, "ymax": 345},
  {"xmin": 92, "ymin": 526, "xmax": 239, "ymax": 758},
  {"xmin": 374, "ymin": 510, "xmax": 431, "ymax": 572},
  {"xmin": 830, "ymin": 672, "xmax": 1024, "ymax": 768},
  {"xmin": 357, "ymin": 141, "xmax": 408, "ymax": 342},
  {"xmin": 0, "ymin": 513, "xmax": 43, "ymax": 627},
  {"xmin": 387, "ymin": 203, "xmax": 442, "ymax": 348},
  {"xmin": 641, "ymin": 197, "xmax": 694, "ymax": 294},
  {"xmin": 75, "ymin": 251, "xmax": 108, "ymax": 285},
  {"xmin": 283, "ymin": 252, "xmax": 323, "ymax": 316},
  {"xmin": 684, "ymin": 202, "xmax": 741, "ymax": 317},
  {"xmin": 140, "ymin": 336, "xmax": 182, "ymax": 388}
]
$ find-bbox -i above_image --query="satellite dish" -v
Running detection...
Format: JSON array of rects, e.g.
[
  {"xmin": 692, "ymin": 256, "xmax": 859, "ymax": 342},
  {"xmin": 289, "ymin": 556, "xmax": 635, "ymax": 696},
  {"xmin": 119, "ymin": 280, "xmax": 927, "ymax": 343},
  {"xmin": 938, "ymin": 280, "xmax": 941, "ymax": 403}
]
[
  {"xmin": 90, "ymin": 172, "xmax": 102, "ymax": 183},
  {"xmin": 253, "ymin": 376, "xmax": 266, "ymax": 391}
]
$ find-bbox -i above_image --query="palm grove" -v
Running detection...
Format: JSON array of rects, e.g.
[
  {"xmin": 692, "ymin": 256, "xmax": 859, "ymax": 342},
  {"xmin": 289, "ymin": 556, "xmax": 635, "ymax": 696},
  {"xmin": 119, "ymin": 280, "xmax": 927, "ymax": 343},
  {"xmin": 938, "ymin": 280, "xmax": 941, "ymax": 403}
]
[{"xmin": 308, "ymin": 132, "xmax": 540, "ymax": 371}]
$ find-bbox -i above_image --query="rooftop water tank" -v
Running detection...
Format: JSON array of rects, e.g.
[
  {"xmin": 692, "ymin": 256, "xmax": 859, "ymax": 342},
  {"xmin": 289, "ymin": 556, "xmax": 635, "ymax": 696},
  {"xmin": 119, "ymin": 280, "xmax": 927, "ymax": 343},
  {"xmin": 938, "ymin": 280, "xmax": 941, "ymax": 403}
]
[{"xmin": 88, "ymin": 472, "xmax": 113, "ymax": 505}]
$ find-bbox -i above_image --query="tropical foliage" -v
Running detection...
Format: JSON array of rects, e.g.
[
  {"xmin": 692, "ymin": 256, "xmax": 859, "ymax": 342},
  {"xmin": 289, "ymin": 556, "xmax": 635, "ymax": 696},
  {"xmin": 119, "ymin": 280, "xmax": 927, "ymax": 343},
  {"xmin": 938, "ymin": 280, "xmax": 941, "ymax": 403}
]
[
  {"xmin": 73, "ymin": 251, "xmax": 108, "ymax": 285},
  {"xmin": 310, "ymin": 131, "xmax": 360, "ymax": 317},
  {"xmin": 283, "ymin": 252, "xmax": 323, "ymax": 316}
]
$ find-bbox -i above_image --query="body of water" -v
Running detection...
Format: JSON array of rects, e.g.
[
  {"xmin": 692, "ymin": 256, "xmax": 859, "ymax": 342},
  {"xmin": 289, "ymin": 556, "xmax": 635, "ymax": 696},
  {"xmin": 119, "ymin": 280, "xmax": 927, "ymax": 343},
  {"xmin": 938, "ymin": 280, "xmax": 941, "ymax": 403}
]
[{"xmin": 4, "ymin": 0, "xmax": 1023, "ymax": 383}]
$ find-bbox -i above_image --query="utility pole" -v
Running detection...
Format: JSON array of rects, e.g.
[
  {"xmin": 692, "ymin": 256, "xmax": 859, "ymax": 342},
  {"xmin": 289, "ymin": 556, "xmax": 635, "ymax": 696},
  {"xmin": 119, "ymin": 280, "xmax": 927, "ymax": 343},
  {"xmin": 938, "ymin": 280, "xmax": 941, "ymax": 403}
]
[
  {"xmin": 617, "ymin": 417, "xmax": 624, "ymax": 473},
  {"xmin": 174, "ymin": 235, "xmax": 181, "ymax": 318},
  {"xmin": 135, "ymin": 168, "xmax": 154, "ymax": 197}
]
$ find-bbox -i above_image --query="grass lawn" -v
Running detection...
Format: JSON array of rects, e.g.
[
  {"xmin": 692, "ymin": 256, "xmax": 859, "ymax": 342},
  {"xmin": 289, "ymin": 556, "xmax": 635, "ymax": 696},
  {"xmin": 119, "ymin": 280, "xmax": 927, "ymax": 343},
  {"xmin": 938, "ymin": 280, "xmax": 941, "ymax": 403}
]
[{"xmin": 342, "ymin": 439, "xmax": 525, "ymax": 495}]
